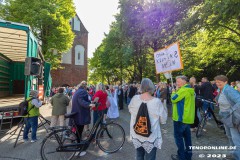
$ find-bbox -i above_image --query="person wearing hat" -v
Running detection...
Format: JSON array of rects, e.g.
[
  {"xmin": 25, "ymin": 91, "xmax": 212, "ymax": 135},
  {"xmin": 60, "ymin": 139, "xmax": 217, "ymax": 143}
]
[
  {"xmin": 171, "ymin": 76, "xmax": 195, "ymax": 160},
  {"xmin": 23, "ymin": 90, "xmax": 43, "ymax": 143}
]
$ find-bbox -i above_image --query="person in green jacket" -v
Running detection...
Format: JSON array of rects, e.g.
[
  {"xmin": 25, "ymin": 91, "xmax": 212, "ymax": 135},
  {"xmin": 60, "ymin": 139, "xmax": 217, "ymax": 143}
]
[
  {"xmin": 23, "ymin": 90, "xmax": 43, "ymax": 143},
  {"xmin": 171, "ymin": 76, "xmax": 195, "ymax": 160},
  {"xmin": 50, "ymin": 87, "xmax": 70, "ymax": 127}
]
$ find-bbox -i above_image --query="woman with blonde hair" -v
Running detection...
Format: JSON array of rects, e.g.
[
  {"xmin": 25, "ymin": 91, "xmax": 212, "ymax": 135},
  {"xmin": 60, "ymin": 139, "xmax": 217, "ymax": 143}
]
[
  {"xmin": 106, "ymin": 85, "xmax": 119, "ymax": 119},
  {"xmin": 92, "ymin": 83, "xmax": 108, "ymax": 124}
]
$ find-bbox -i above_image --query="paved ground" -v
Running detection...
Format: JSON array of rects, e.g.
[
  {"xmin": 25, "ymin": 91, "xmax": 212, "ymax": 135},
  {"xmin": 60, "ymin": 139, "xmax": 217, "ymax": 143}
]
[{"xmin": 0, "ymin": 103, "xmax": 230, "ymax": 160}]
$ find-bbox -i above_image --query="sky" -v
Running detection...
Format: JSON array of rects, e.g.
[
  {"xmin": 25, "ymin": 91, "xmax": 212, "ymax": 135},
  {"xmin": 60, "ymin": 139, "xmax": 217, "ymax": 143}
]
[{"xmin": 73, "ymin": 0, "xmax": 120, "ymax": 58}]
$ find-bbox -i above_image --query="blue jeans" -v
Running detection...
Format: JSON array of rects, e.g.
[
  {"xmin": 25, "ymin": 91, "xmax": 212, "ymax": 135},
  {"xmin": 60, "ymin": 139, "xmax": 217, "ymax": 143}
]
[
  {"xmin": 224, "ymin": 125, "xmax": 240, "ymax": 159},
  {"xmin": 93, "ymin": 110, "xmax": 105, "ymax": 138},
  {"xmin": 203, "ymin": 101, "xmax": 214, "ymax": 118},
  {"xmin": 173, "ymin": 121, "xmax": 192, "ymax": 160},
  {"xmin": 136, "ymin": 147, "xmax": 157, "ymax": 160},
  {"xmin": 93, "ymin": 110, "xmax": 105, "ymax": 125},
  {"xmin": 127, "ymin": 97, "xmax": 132, "ymax": 105},
  {"xmin": 23, "ymin": 116, "xmax": 38, "ymax": 140}
]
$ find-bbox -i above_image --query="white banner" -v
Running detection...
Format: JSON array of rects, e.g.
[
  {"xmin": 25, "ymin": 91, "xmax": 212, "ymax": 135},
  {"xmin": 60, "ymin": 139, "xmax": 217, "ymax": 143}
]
[{"xmin": 154, "ymin": 42, "xmax": 183, "ymax": 74}]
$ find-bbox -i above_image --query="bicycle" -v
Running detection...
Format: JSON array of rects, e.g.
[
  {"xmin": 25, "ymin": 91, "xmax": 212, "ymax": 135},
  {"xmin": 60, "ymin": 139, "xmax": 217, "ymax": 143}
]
[
  {"xmin": 196, "ymin": 98, "xmax": 224, "ymax": 138},
  {"xmin": 40, "ymin": 103, "xmax": 125, "ymax": 160}
]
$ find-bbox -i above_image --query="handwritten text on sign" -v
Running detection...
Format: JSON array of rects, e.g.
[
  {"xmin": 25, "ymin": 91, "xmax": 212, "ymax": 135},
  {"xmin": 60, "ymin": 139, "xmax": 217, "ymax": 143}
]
[{"xmin": 154, "ymin": 42, "xmax": 183, "ymax": 74}]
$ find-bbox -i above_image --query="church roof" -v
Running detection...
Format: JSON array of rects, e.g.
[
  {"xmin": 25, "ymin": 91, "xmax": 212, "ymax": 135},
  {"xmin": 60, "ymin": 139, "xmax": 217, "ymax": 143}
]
[{"xmin": 75, "ymin": 14, "xmax": 88, "ymax": 33}]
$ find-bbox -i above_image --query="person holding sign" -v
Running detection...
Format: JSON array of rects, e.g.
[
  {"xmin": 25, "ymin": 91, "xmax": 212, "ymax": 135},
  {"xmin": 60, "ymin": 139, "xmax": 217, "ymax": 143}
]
[{"xmin": 171, "ymin": 76, "xmax": 195, "ymax": 160}]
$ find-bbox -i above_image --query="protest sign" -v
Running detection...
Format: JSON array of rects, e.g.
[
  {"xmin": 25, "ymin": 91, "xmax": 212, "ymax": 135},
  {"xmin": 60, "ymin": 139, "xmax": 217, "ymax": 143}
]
[
  {"xmin": 163, "ymin": 72, "xmax": 171, "ymax": 79},
  {"xmin": 154, "ymin": 42, "xmax": 183, "ymax": 74}
]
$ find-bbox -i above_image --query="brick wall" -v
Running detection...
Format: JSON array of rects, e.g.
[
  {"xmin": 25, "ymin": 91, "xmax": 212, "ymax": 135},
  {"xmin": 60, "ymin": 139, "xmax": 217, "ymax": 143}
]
[{"xmin": 51, "ymin": 16, "xmax": 88, "ymax": 87}]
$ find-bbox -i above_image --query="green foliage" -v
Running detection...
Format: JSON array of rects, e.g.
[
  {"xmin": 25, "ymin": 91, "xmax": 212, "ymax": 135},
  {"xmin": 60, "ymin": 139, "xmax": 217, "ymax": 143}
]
[
  {"xmin": 0, "ymin": 0, "xmax": 75, "ymax": 69},
  {"xmin": 89, "ymin": 0, "xmax": 240, "ymax": 84},
  {"xmin": 181, "ymin": 26, "xmax": 240, "ymax": 81},
  {"xmin": 179, "ymin": 0, "xmax": 240, "ymax": 81},
  {"xmin": 89, "ymin": 20, "xmax": 133, "ymax": 84}
]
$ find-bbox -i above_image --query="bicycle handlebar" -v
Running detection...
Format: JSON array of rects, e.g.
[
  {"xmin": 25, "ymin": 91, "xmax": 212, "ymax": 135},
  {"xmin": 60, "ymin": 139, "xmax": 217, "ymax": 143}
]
[
  {"xmin": 91, "ymin": 102, "xmax": 101, "ymax": 110},
  {"xmin": 196, "ymin": 98, "xmax": 218, "ymax": 106}
]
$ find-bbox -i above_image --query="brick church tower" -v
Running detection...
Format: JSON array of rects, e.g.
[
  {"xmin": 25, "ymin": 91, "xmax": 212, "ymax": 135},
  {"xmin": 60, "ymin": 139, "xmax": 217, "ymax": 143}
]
[{"xmin": 51, "ymin": 14, "xmax": 88, "ymax": 87}]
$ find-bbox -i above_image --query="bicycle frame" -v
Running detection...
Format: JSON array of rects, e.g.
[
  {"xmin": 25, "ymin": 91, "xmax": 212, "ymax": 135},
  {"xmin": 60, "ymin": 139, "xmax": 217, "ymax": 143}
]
[
  {"xmin": 198, "ymin": 98, "xmax": 223, "ymax": 125},
  {"xmin": 205, "ymin": 106, "xmax": 221, "ymax": 124},
  {"xmin": 55, "ymin": 110, "xmax": 107, "ymax": 152}
]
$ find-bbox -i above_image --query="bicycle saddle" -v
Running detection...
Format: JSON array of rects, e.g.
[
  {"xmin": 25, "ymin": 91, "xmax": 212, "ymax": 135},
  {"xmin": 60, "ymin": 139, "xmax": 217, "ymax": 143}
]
[{"xmin": 65, "ymin": 112, "xmax": 77, "ymax": 118}]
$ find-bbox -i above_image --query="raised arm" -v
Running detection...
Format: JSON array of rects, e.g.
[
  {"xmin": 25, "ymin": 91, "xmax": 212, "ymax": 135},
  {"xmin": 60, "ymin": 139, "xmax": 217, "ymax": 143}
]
[{"xmin": 171, "ymin": 89, "xmax": 187, "ymax": 103}]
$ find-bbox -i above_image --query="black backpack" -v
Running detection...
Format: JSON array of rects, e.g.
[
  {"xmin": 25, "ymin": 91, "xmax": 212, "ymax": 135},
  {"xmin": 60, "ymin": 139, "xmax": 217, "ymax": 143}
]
[
  {"xmin": 19, "ymin": 98, "xmax": 35, "ymax": 116},
  {"xmin": 133, "ymin": 102, "xmax": 152, "ymax": 137}
]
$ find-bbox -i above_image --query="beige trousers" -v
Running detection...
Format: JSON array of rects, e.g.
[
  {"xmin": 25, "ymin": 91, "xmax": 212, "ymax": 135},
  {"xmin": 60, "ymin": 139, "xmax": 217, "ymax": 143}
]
[{"xmin": 50, "ymin": 115, "xmax": 65, "ymax": 127}]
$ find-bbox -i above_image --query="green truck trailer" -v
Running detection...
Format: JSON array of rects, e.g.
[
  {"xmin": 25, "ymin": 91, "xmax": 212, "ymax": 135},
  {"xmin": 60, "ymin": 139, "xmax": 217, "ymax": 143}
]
[{"xmin": 0, "ymin": 19, "xmax": 51, "ymax": 112}]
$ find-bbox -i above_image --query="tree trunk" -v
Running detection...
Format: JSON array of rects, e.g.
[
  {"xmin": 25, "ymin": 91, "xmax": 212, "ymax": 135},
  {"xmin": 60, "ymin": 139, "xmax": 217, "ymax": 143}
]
[
  {"xmin": 120, "ymin": 64, "xmax": 123, "ymax": 85},
  {"xmin": 107, "ymin": 75, "xmax": 110, "ymax": 85},
  {"xmin": 153, "ymin": 42, "xmax": 161, "ymax": 83},
  {"xmin": 102, "ymin": 73, "xmax": 104, "ymax": 83}
]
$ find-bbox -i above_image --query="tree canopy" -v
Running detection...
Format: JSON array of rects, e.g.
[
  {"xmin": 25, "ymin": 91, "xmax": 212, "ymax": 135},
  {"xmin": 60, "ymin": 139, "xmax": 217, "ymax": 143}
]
[
  {"xmin": 0, "ymin": 0, "xmax": 75, "ymax": 69},
  {"xmin": 89, "ymin": 0, "xmax": 240, "ymax": 84}
]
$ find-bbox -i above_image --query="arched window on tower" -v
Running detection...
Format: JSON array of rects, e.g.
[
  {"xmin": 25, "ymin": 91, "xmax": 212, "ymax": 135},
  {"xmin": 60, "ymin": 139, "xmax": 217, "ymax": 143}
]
[
  {"xmin": 75, "ymin": 45, "xmax": 84, "ymax": 65},
  {"xmin": 74, "ymin": 16, "xmax": 80, "ymax": 31}
]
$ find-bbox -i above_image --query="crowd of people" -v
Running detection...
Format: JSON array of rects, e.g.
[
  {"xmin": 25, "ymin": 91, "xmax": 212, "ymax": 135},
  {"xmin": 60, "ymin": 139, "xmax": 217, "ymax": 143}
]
[
  {"xmin": 22, "ymin": 75, "xmax": 240, "ymax": 160},
  {"xmin": 128, "ymin": 76, "xmax": 240, "ymax": 160}
]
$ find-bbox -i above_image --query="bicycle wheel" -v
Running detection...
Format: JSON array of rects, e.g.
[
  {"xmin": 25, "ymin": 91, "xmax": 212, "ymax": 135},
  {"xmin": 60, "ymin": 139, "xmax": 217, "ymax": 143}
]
[
  {"xmin": 97, "ymin": 122, "xmax": 125, "ymax": 153},
  {"xmin": 196, "ymin": 117, "xmax": 207, "ymax": 138},
  {"xmin": 41, "ymin": 129, "xmax": 77, "ymax": 160}
]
